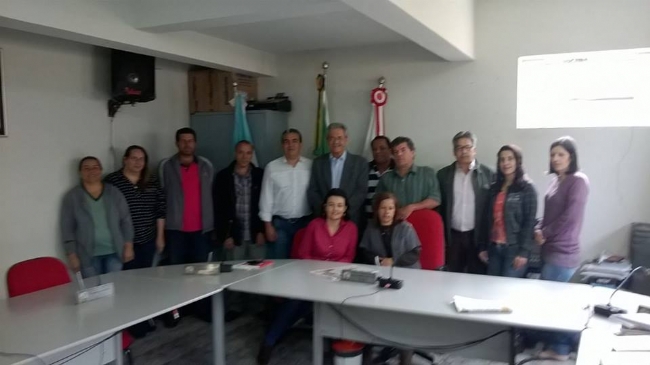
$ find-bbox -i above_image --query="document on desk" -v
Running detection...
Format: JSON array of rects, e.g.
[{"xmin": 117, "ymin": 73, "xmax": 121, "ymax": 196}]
[
  {"xmin": 601, "ymin": 351, "xmax": 650, "ymax": 365},
  {"xmin": 310, "ymin": 266, "xmax": 356, "ymax": 281},
  {"xmin": 452, "ymin": 295, "xmax": 512, "ymax": 313}
]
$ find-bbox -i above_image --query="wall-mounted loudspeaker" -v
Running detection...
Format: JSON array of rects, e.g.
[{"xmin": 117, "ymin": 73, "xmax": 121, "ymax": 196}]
[{"xmin": 108, "ymin": 50, "xmax": 155, "ymax": 117}]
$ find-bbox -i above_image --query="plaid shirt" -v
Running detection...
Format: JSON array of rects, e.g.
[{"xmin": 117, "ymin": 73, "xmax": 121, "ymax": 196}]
[{"xmin": 234, "ymin": 170, "xmax": 252, "ymax": 241}]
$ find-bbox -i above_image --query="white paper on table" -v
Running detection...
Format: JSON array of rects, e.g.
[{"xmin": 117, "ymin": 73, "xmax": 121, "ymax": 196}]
[{"xmin": 452, "ymin": 295, "xmax": 512, "ymax": 313}]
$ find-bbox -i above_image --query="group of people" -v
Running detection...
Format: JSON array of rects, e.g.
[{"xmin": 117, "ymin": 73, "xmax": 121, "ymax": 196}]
[{"xmin": 60, "ymin": 123, "xmax": 588, "ymax": 364}]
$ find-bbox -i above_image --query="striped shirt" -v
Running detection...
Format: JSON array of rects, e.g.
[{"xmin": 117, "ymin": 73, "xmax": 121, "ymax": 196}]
[
  {"xmin": 376, "ymin": 165, "xmax": 441, "ymax": 206},
  {"xmin": 365, "ymin": 160, "xmax": 395, "ymax": 219},
  {"xmin": 105, "ymin": 170, "xmax": 166, "ymax": 245}
]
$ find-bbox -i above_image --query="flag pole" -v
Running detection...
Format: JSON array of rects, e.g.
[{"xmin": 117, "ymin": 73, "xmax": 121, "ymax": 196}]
[{"xmin": 313, "ymin": 61, "xmax": 330, "ymax": 156}]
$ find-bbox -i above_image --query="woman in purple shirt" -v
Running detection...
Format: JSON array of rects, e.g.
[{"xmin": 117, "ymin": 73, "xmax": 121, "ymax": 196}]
[{"xmin": 534, "ymin": 136, "xmax": 589, "ymax": 360}]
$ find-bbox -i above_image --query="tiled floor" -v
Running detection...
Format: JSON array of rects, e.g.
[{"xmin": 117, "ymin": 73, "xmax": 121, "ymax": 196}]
[{"xmin": 130, "ymin": 315, "xmax": 576, "ymax": 365}]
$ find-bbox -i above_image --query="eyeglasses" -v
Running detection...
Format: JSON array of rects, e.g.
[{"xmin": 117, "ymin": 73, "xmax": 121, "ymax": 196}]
[{"xmin": 454, "ymin": 145, "xmax": 474, "ymax": 152}]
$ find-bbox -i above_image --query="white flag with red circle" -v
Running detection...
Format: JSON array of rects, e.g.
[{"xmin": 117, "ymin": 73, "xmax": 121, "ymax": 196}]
[{"xmin": 362, "ymin": 86, "xmax": 388, "ymax": 159}]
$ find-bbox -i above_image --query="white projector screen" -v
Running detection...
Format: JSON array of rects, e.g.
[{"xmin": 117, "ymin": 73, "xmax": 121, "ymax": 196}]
[{"xmin": 517, "ymin": 48, "xmax": 650, "ymax": 129}]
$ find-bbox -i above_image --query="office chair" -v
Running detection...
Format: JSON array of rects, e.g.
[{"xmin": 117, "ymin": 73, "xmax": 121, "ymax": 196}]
[{"xmin": 6, "ymin": 257, "xmax": 134, "ymax": 364}]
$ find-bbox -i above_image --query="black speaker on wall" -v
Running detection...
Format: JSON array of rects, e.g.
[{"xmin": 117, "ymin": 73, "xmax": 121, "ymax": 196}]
[{"xmin": 108, "ymin": 50, "xmax": 155, "ymax": 116}]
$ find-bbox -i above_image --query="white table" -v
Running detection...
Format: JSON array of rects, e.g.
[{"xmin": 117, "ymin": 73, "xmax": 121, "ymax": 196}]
[
  {"xmin": 575, "ymin": 286, "xmax": 650, "ymax": 365},
  {"xmin": 228, "ymin": 260, "xmax": 649, "ymax": 365},
  {"xmin": 0, "ymin": 262, "xmax": 289, "ymax": 365},
  {"xmin": 119, "ymin": 261, "xmax": 292, "ymax": 365},
  {"xmin": 0, "ymin": 272, "xmax": 221, "ymax": 365}
]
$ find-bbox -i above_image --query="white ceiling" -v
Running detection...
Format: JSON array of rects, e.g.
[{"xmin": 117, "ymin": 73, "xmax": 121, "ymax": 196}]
[
  {"xmin": 198, "ymin": 9, "xmax": 407, "ymax": 52},
  {"xmin": 0, "ymin": 0, "xmax": 474, "ymax": 76}
]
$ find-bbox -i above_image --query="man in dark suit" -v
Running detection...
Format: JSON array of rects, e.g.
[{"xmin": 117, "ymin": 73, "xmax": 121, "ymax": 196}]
[
  {"xmin": 213, "ymin": 140, "xmax": 265, "ymax": 261},
  {"xmin": 437, "ymin": 131, "xmax": 494, "ymax": 274},
  {"xmin": 308, "ymin": 123, "xmax": 368, "ymax": 228}
]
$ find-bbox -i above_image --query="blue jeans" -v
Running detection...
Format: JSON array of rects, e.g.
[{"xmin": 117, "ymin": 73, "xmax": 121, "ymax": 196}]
[
  {"xmin": 541, "ymin": 263, "xmax": 577, "ymax": 282},
  {"xmin": 123, "ymin": 240, "xmax": 157, "ymax": 270},
  {"xmin": 83, "ymin": 253, "xmax": 122, "ymax": 278},
  {"xmin": 166, "ymin": 230, "xmax": 213, "ymax": 264},
  {"xmin": 540, "ymin": 263, "xmax": 579, "ymax": 355},
  {"xmin": 264, "ymin": 300, "xmax": 312, "ymax": 347},
  {"xmin": 486, "ymin": 244, "xmax": 527, "ymax": 278},
  {"xmin": 268, "ymin": 216, "xmax": 310, "ymax": 259}
]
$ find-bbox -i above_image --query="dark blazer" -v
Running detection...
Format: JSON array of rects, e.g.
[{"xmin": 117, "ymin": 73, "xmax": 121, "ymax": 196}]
[
  {"xmin": 437, "ymin": 161, "xmax": 495, "ymax": 250},
  {"xmin": 213, "ymin": 162, "xmax": 264, "ymax": 246},
  {"xmin": 480, "ymin": 179, "xmax": 538, "ymax": 258},
  {"xmin": 308, "ymin": 152, "xmax": 369, "ymax": 226}
]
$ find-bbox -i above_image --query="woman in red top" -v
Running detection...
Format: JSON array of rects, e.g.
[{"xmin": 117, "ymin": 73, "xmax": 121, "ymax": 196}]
[
  {"xmin": 297, "ymin": 189, "xmax": 358, "ymax": 262},
  {"xmin": 257, "ymin": 189, "xmax": 358, "ymax": 365},
  {"xmin": 478, "ymin": 145, "xmax": 537, "ymax": 278}
]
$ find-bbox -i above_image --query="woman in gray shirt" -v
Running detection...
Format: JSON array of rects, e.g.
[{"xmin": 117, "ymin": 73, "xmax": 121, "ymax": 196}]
[
  {"xmin": 359, "ymin": 192, "xmax": 422, "ymax": 269},
  {"xmin": 61, "ymin": 156, "xmax": 134, "ymax": 278},
  {"xmin": 359, "ymin": 191, "xmax": 421, "ymax": 365}
]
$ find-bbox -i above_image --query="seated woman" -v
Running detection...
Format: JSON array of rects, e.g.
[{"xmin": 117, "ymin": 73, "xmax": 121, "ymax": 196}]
[
  {"xmin": 257, "ymin": 188, "xmax": 357, "ymax": 365},
  {"xmin": 359, "ymin": 192, "xmax": 421, "ymax": 365},
  {"xmin": 61, "ymin": 156, "xmax": 134, "ymax": 278},
  {"xmin": 359, "ymin": 192, "xmax": 421, "ymax": 269}
]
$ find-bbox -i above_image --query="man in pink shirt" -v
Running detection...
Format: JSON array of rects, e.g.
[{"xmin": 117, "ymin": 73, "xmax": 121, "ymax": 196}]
[{"xmin": 159, "ymin": 128, "xmax": 215, "ymax": 265}]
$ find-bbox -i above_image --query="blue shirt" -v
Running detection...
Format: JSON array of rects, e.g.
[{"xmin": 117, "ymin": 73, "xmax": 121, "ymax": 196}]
[{"xmin": 330, "ymin": 151, "xmax": 347, "ymax": 189}]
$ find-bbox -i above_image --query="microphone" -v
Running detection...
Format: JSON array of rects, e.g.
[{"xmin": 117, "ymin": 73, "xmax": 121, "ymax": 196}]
[
  {"xmin": 594, "ymin": 266, "xmax": 648, "ymax": 317},
  {"xmin": 377, "ymin": 258, "xmax": 403, "ymax": 290}
]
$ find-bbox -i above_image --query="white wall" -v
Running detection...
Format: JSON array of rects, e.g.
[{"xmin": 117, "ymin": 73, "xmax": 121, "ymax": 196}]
[
  {"xmin": 390, "ymin": 0, "xmax": 474, "ymax": 57},
  {"xmin": 0, "ymin": 28, "xmax": 188, "ymax": 298},
  {"xmin": 259, "ymin": 0, "xmax": 650, "ymax": 261}
]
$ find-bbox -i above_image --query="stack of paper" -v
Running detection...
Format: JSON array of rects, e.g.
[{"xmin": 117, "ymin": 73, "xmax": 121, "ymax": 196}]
[{"xmin": 452, "ymin": 296, "xmax": 512, "ymax": 313}]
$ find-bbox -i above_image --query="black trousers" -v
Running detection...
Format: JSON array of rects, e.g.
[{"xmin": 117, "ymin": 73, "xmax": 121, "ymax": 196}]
[{"xmin": 446, "ymin": 229, "xmax": 486, "ymax": 274}]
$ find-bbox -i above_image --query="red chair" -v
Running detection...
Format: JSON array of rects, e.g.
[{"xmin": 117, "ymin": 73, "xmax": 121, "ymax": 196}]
[
  {"xmin": 7, "ymin": 257, "xmax": 71, "ymax": 297},
  {"xmin": 290, "ymin": 228, "xmax": 307, "ymax": 259},
  {"xmin": 6, "ymin": 257, "xmax": 135, "ymax": 364},
  {"xmin": 406, "ymin": 209, "xmax": 445, "ymax": 270}
]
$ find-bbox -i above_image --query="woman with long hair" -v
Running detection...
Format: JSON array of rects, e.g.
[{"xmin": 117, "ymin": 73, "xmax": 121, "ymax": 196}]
[
  {"xmin": 257, "ymin": 189, "xmax": 358, "ymax": 365},
  {"xmin": 478, "ymin": 145, "xmax": 537, "ymax": 278},
  {"xmin": 61, "ymin": 156, "xmax": 134, "ymax": 277},
  {"xmin": 105, "ymin": 145, "xmax": 166, "ymax": 270},
  {"xmin": 534, "ymin": 137, "xmax": 589, "ymax": 360},
  {"xmin": 359, "ymin": 191, "xmax": 421, "ymax": 365}
]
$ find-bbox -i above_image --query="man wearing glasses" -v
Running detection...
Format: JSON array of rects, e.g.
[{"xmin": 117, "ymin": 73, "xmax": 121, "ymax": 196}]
[{"xmin": 437, "ymin": 131, "xmax": 494, "ymax": 274}]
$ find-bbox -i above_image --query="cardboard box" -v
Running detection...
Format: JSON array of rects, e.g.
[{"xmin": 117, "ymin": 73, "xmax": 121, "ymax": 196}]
[{"xmin": 189, "ymin": 69, "xmax": 258, "ymax": 114}]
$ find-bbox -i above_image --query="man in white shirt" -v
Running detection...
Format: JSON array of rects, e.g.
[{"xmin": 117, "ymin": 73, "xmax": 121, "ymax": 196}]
[
  {"xmin": 437, "ymin": 131, "xmax": 495, "ymax": 274},
  {"xmin": 259, "ymin": 129, "xmax": 312, "ymax": 259}
]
